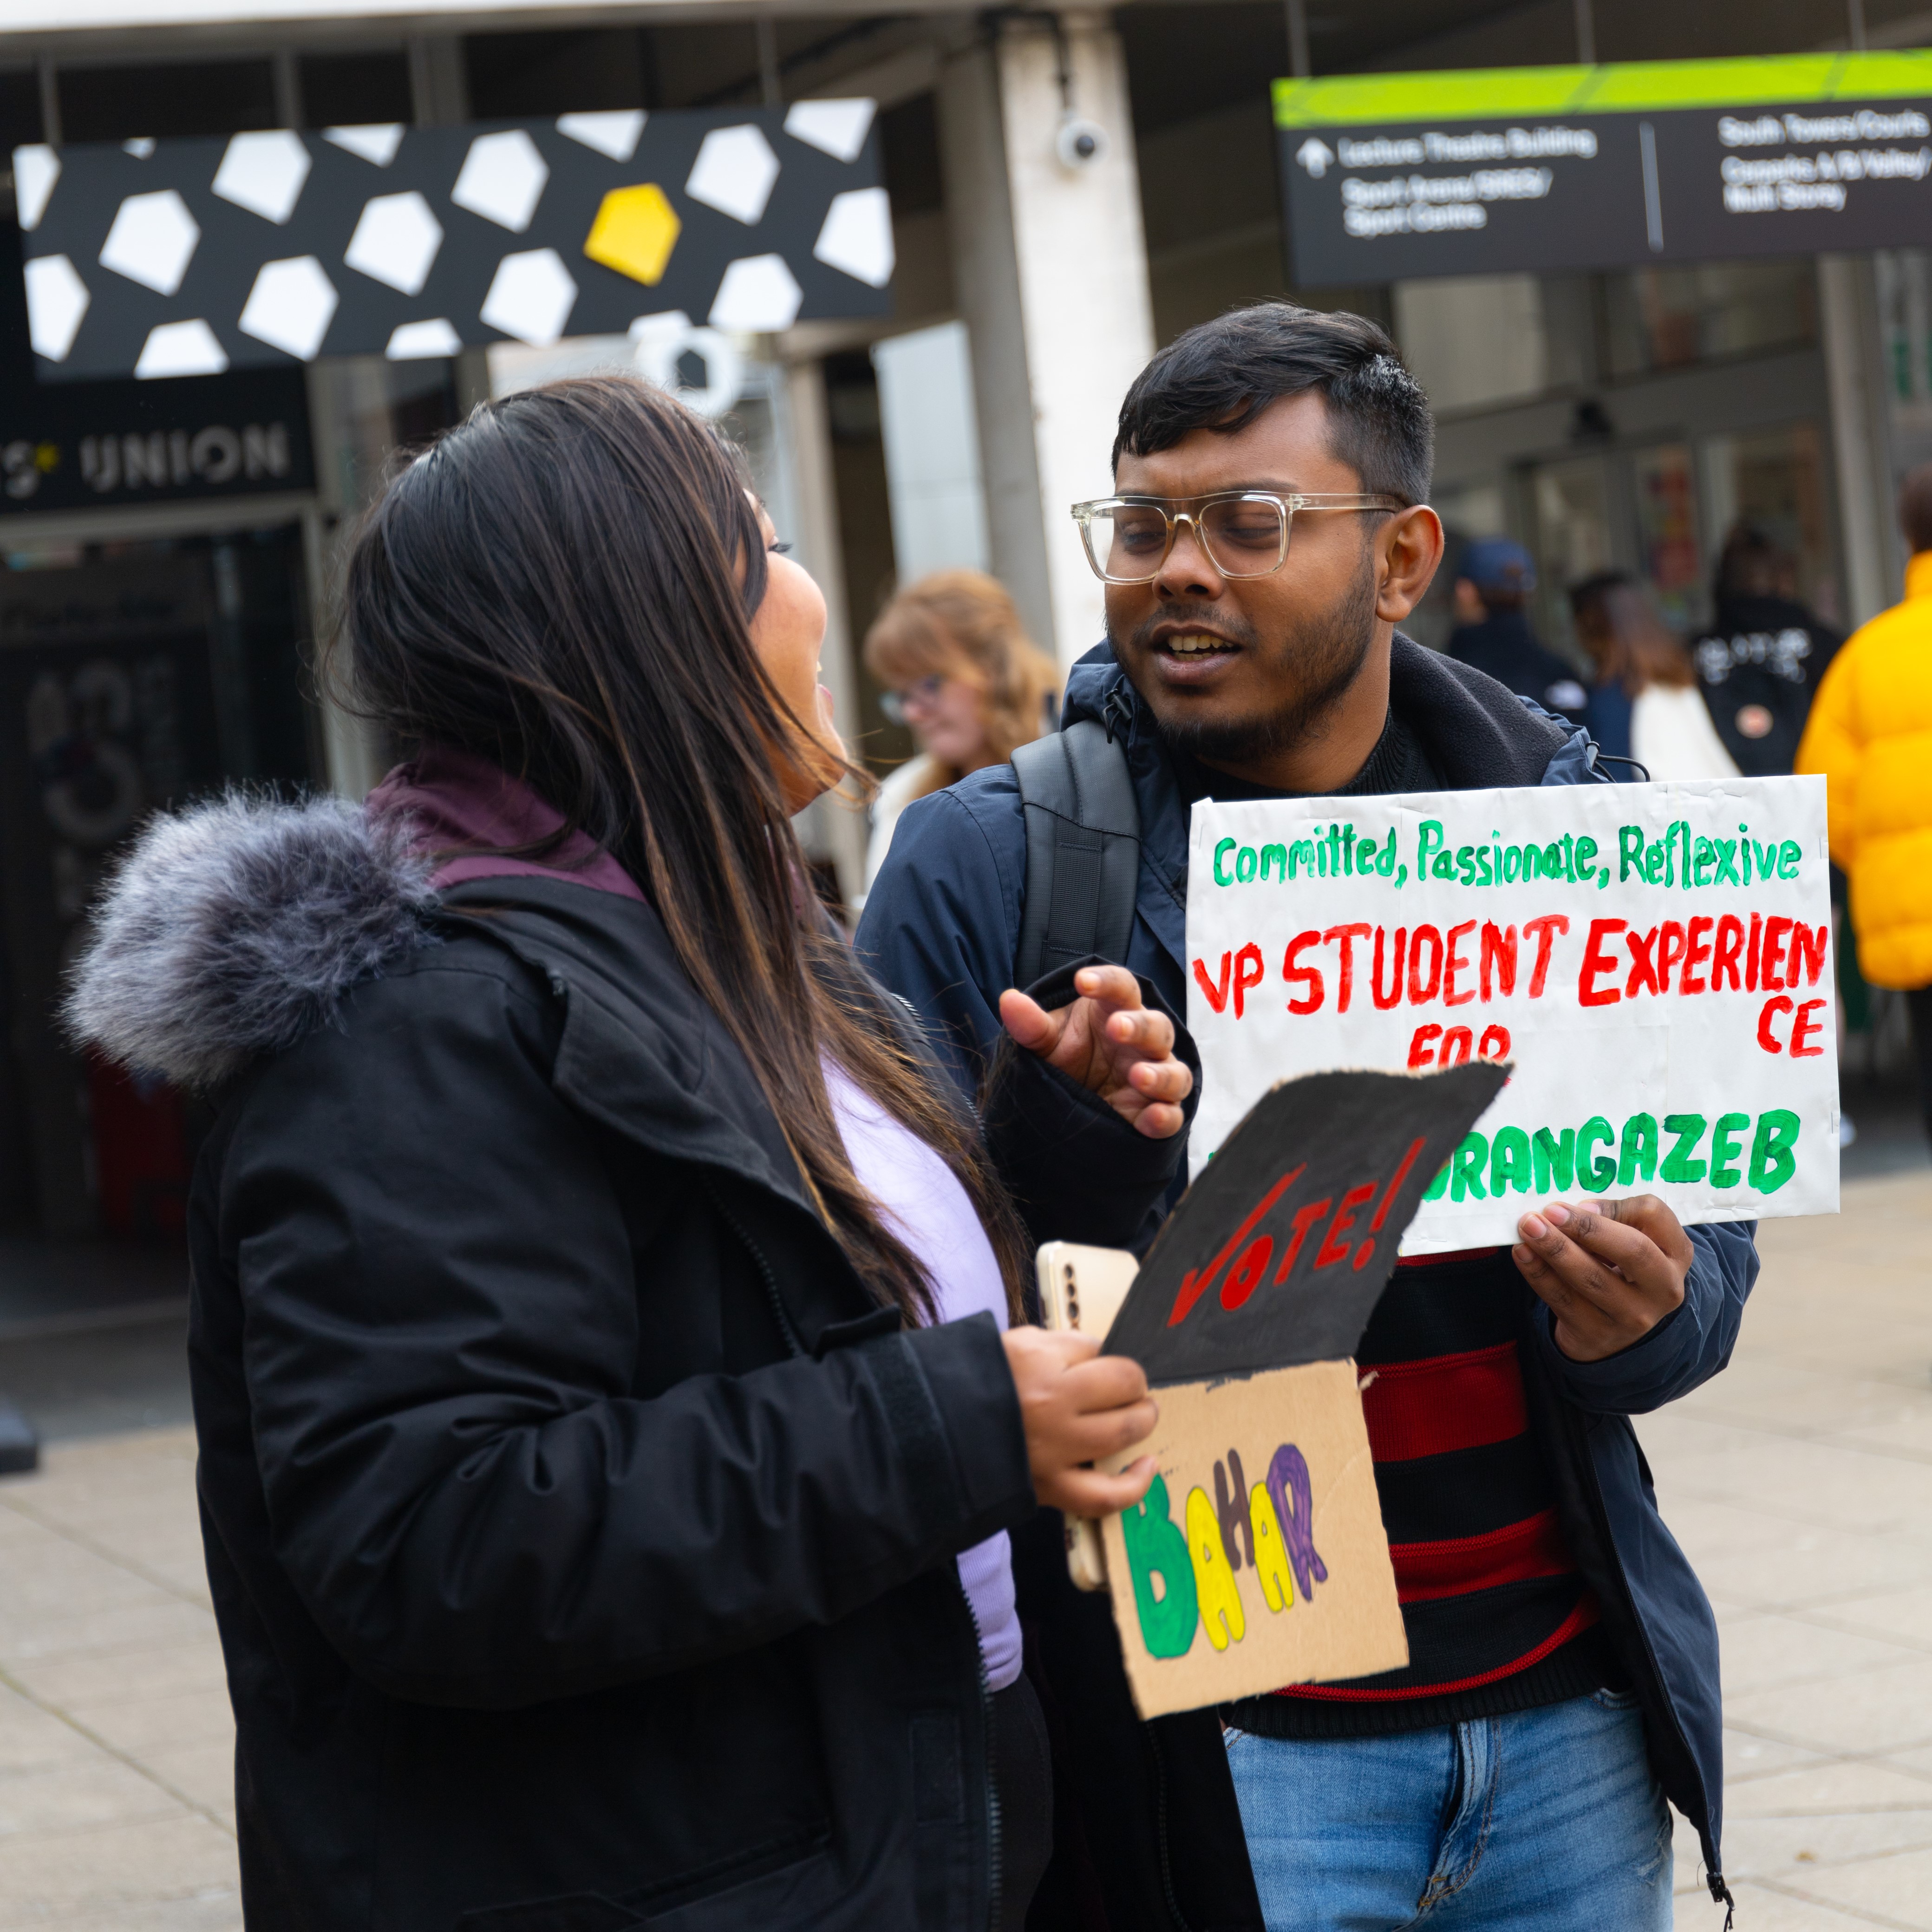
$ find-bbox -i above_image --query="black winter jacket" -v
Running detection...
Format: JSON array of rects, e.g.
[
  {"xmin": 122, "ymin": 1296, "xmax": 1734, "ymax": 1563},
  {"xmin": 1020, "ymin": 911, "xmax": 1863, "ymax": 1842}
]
[{"xmin": 66, "ymin": 796, "xmax": 1202, "ymax": 1932}]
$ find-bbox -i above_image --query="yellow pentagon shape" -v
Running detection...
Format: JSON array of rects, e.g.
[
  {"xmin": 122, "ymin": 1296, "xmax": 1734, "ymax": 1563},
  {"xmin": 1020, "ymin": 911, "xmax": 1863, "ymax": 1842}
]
[{"xmin": 583, "ymin": 183, "xmax": 681, "ymax": 287}]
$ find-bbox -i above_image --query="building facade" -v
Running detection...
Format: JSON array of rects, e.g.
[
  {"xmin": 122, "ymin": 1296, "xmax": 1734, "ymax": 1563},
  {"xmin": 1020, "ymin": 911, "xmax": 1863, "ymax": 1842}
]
[{"xmin": 0, "ymin": 0, "xmax": 1924, "ymax": 1247}]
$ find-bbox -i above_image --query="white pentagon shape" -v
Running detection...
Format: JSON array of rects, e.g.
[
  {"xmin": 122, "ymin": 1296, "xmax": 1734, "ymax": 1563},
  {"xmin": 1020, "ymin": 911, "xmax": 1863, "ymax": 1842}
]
[
  {"xmin": 812, "ymin": 186, "xmax": 894, "ymax": 288},
  {"xmin": 685, "ymin": 125, "xmax": 780, "ymax": 226},
  {"xmin": 24, "ymin": 255, "xmax": 88, "ymax": 361},
  {"xmin": 631, "ymin": 313, "xmax": 743, "ymax": 418},
  {"xmin": 239, "ymin": 256, "xmax": 339, "ymax": 362},
  {"xmin": 213, "ymin": 130, "xmax": 312, "ymax": 224},
  {"xmin": 480, "ymin": 247, "xmax": 577, "ymax": 346},
  {"xmin": 345, "ymin": 191, "xmax": 444, "ymax": 296},
  {"xmin": 783, "ymin": 99, "xmax": 875, "ymax": 163},
  {"xmin": 135, "ymin": 319, "xmax": 228, "ymax": 379},
  {"xmin": 557, "ymin": 111, "xmax": 646, "ymax": 162},
  {"xmin": 325, "ymin": 124, "xmax": 405, "ymax": 167},
  {"xmin": 123, "ymin": 137, "xmax": 155, "ymax": 160},
  {"xmin": 14, "ymin": 146, "xmax": 59, "ymax": 232},
  {"xmin": 627, "ymin": 309, "xmax": 691, "ymax": 363},
  {"xmin": 100, "ymin": 189, "xmax": 200, "ymax": 296},
  {"xmin": 387, "ymin": 318, "xmax": 464, "ymax": 360},
  {"xmin": 708, "ymin": 253, "xmax": 802, "ymax": 333},
  {"xmin": 452, "ymin": 129, "xmax": 549, "ymax": 234}
]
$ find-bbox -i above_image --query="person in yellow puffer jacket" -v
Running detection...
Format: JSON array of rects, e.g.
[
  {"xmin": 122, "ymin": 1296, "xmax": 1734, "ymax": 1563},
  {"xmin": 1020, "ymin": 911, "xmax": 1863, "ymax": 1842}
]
[{"xmin": 1797, "ymin": 463, "xmax": 1932, "ymax": 1141}]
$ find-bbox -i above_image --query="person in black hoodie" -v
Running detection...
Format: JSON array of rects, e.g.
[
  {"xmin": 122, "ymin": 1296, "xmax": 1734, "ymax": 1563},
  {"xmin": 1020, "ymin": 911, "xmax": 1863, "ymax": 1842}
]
[
  {"xmin": 62, "ymin": 376, "xmax": 1204, "ymax": 1932},
  {"xmin": 1693, "ymin": 520, "xmax": 1844, "ymax": 777}
]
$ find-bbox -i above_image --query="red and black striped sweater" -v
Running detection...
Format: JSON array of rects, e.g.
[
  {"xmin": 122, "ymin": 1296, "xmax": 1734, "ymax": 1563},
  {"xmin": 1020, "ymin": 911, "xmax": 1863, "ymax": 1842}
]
[{"xmin": 1226, "ymin": 1246, "xmax": 1621, "ymax": 1738}]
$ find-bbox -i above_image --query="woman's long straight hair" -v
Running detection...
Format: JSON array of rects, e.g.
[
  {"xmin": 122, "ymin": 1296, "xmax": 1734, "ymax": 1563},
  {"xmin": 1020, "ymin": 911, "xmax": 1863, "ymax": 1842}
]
[
  {"xmin": 1570, "ymin": 571, "xmax": 1696, "ymax": 697},
  {"xmin": 337, "ymin": 376, "xmax": 1028, "ymax": 1322}
]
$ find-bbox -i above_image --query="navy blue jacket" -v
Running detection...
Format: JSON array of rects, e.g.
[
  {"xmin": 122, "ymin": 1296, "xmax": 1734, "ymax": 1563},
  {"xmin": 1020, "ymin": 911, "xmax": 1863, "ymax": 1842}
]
[
  {"xmin": 1448, "ymin": 608, "xmax": 1588, "ymax": 719},
  {"xmin": 860, "ymin": 637, "xmax": 1754, "ymax": 1901}
]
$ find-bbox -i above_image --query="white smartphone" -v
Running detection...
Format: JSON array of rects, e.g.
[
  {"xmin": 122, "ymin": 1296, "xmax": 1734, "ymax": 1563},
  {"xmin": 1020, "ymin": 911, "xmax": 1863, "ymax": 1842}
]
[
  {"xmin": 1034, "ymin": 1242, "xmax": 1139, "ymax": 1593},
  {"xmin": 1036, "ymin": 1240, "xmax": 1138, "ymax": 1344}
]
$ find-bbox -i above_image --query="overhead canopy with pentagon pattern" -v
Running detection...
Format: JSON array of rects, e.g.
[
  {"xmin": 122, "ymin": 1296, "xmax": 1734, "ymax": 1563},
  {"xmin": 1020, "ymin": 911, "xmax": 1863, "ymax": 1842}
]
[{"xmin": 17, "ymin": 102, "xmax": 892, "ymax": 381}]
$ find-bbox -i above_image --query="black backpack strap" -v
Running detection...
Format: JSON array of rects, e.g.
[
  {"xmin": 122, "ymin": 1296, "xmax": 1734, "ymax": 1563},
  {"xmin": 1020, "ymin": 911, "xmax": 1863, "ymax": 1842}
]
[{"xmin": 1011, "ymin": 718, "xmax": 1142, "ymax": 990}]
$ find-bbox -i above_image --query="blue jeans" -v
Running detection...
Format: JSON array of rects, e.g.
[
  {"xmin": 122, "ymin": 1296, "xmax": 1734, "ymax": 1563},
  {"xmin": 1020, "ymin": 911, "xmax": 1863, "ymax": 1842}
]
[{"xmin": 1226, "ymin": 1690, "xmax": 1674, "ymax": 1930}]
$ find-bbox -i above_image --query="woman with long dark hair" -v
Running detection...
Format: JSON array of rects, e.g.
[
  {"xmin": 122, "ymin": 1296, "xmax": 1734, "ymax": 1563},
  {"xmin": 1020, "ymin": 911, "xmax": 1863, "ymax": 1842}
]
[
  {"xmin": 65, "ymin": 377, "xmax": 1197, "ymax": 1931},
  {"xmin": 1572, "ymin": 569, "xmax": 1739, "ymax": 780}
]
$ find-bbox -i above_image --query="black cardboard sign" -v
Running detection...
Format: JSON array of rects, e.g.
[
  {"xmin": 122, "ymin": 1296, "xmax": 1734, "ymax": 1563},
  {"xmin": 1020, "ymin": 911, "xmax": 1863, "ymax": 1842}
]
[{"xmin": 1106, "ymin": 1063, "xmax": 1506, "ymax": 1387}]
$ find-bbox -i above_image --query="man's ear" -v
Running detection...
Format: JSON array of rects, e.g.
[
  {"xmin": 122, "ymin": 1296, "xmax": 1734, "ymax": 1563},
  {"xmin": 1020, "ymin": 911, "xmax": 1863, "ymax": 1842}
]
[{"xmin": 1375, "ymin": 506, "xmax": 1445, "ymax": 623}]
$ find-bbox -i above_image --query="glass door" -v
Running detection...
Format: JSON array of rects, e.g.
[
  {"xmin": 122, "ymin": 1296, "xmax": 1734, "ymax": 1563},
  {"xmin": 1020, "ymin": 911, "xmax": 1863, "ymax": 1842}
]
[
  {"xmin": 0, "ymin": 557, "xmax": 222, "ymax": 1237},
  {"xmin": 1524, "ymin": 455, "xmax": 1614, "ymax": 658},
  {"xmin": 1632, "ymin": 443, "xmax": 1703, "ymax": 635},
  {"xmin": 1700, "ymin": 422, "xmax": 1840, "ymax": 628}
]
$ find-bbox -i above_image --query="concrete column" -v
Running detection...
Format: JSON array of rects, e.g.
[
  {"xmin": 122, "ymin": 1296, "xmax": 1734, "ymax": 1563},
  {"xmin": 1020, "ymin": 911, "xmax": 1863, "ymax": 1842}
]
[
  {"xmin": 937, "ymin": 36, "xmax": 1054, "ymax": 656},
  {"xmin": 874, "ymin": 320, "xmax": 990, "ymax": 580},
  {"xmin": 782, "ymin": 359, "xmax": 869, "ymax": 908},
  {"xmin": 298, "ymin": 33, "xmax": 475, "ymax": 802},
  {"xmin": 407, "ymin": 36, "xmax": 470, "ymax": 125},
  {"xmin": 939, "ymin": 12, "xmax": 1157, "ymax": 669},
  {"xmin": 303, "ymin": 360, "xmax": 391, "ymax": 803},
  {"xmin": 1819, "ymin": 253, "xmax": 1901, "ymax": 625}
]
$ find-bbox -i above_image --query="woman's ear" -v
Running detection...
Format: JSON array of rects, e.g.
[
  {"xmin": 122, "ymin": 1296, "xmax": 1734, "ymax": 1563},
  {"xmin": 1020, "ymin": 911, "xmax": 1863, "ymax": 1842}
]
[{"xmin": 1374, "ymin": 505, "xmax": 1445, "ymax": 625}]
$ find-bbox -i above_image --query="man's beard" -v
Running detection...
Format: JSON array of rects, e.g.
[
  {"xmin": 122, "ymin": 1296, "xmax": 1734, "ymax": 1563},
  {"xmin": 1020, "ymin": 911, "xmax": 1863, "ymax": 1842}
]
[{"xmin": 1126, "ymin": 552, "xmax": 1378, "ymax": 769}]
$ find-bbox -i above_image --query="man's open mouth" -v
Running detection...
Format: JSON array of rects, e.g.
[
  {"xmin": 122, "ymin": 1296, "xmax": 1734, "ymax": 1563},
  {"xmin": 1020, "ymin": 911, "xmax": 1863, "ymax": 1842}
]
[{"xmin": 1156, "ymin": 633, "xmax": 1240, "ymax": 657}]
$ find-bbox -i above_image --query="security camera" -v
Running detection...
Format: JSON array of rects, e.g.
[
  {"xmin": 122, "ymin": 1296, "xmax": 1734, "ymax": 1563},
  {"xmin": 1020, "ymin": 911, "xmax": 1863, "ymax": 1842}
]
[{"xmin": 1055, "ymin": 116, "xmax": 1109, "ymax": 170}]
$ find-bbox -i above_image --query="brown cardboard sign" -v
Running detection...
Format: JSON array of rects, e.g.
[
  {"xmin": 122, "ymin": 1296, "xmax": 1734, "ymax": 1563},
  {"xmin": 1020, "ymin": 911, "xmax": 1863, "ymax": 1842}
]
[
  {"xmin": 1097, "ymin": 1359, "xmax": 1406, "ymax": 1718},
  {"xmin": 1106, "ymin": 1063, "xmax": 1506, "ymax": 1387}
]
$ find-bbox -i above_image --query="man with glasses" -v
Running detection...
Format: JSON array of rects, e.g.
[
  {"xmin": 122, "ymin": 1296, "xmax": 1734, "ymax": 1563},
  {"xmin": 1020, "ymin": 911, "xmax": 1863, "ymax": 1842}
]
[{"xmin": 858, "ymin": 302, "xmax": 1752, "ymax": 1930}]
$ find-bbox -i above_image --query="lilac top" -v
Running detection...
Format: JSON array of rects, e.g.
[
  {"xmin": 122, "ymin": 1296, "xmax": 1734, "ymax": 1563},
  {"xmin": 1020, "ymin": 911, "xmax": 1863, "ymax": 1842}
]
[
  {"xmin": 823, "ymin": 1063, "xmax": 1023, "ymax": 1691},
  {"xmin": 366, "ymin": 748, "xmax": 1023, "ymax": 1688}
]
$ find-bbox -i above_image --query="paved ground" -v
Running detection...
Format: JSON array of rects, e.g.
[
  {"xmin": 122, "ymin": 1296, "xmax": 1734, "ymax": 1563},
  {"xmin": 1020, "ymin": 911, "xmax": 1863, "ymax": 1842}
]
[
  {"xmin": 1839, "ymin": 1075, "xmax": 1931, "ymax": 1186},
  {"xmin": 0, "ymin": 1237, "xmax": 188, "ymax": 1345},
  {"xmin": 0, "ymin": 1171, "xmax": 1929, "ymax": 1928},
  {"xmin": 0, "ymin": 1429, "xmax": 237, "ymax": 1928},
  {"xmin": 1660, "ymin": 1169, "xmax": 1932, "ymax": 1928}
]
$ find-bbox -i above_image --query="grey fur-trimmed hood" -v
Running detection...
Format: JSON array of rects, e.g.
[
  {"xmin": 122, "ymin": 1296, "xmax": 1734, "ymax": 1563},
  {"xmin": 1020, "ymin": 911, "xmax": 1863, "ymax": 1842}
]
[{"xmin": 65, "ymin": 793, "xmax": 437, "ymax": 1090}]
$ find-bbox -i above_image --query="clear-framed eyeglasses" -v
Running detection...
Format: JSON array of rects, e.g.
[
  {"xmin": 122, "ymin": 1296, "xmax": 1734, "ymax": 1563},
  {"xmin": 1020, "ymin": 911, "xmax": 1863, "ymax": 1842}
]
[
  {"xmin": 1069, "ymin": 491, "xmax": 1406, "ymax": 585},
  {"xmin": 880, "ymin": 673, "xmax": 946, "ymax": 726}
]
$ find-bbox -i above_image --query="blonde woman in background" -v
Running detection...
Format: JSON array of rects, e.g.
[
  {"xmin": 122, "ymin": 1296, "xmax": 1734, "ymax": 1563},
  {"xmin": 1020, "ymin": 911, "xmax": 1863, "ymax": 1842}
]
[
  {"xmin": 1572, "ymin": 570, "xmax": 1740, "ymax": 781},
  {"xmin": 862, "ymin": 570, "xmax": 1060, "ymax": 890}
]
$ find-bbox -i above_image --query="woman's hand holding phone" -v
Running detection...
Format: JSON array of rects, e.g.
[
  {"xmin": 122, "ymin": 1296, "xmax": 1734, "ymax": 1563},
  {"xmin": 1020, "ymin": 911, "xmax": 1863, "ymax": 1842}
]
[
  {"xmin": 1001, "ymin": 1325, "xmax": 1157, "ymax": 1518},
  {"xmin": 998, "ymin": 964, "xmax": 1192, "ymax": 1140}
]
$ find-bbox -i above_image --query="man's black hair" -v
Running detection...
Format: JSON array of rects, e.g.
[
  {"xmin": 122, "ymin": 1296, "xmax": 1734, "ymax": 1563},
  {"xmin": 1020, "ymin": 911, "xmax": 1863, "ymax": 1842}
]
[{"xmin": 1111, "ymin": 303, "xmax": 1433, "ymax": 507}]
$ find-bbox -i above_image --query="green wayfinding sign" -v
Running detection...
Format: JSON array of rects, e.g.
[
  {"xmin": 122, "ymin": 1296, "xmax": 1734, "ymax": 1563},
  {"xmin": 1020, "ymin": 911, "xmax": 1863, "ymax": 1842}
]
[{"xmin": 1275, "ymin": 51, "xmax": 1932, "ymax": 285}]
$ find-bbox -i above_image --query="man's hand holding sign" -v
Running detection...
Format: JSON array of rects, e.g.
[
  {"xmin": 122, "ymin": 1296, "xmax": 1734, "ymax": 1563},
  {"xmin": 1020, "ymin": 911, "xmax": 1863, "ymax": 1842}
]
[{"xmin": 1513, "ymin": 1196, "xmax": 1693, "ymax": 1362}]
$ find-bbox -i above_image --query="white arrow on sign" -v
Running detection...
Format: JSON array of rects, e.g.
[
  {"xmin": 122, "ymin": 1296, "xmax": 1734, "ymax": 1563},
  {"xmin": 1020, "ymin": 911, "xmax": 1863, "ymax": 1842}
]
[{"xmin": 1296, "ymin": 137, "xmax": 1336, "ymax": 178}]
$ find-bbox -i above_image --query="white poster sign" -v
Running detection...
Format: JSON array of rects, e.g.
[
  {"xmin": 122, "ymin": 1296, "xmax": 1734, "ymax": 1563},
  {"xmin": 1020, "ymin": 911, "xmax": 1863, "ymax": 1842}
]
[{"xmin": 1187, "ymin": 776, "xmax": 1838, "ymax": 1251}]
